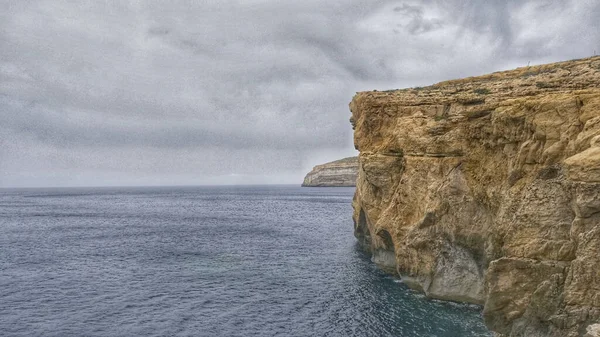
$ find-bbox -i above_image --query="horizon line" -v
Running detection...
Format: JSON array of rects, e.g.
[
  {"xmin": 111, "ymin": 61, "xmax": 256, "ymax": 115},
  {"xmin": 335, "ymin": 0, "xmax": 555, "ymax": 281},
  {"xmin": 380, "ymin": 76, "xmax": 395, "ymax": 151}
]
[{"xmin": 0, "ymin": 183, "xmax": 314, "ymax": 190}]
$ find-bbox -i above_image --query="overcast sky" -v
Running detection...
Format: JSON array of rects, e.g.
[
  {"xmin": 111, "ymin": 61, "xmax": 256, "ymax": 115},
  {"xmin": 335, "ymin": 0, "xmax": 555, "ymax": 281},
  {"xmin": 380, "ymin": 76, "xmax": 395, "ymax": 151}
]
[{"xmin": 1, "ymin": 0, "xmax": 599, "ymax": 187}]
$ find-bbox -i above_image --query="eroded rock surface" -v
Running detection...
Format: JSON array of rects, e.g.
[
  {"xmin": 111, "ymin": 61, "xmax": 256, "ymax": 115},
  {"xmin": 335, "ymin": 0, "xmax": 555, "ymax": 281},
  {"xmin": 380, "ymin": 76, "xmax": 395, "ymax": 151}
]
[
  {"xmin": 302, "ymin": 157, "xmax": 358, "ymax": 187},
  {"xmin": 350, "ymin": 56, "xmax": 600, "ymax": 336}
]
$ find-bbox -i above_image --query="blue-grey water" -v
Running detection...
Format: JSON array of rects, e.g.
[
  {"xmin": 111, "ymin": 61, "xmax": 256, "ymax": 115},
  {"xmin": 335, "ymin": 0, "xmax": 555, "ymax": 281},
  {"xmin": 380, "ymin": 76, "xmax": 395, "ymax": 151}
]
[{"xmin": 0, "ymin": 185, "xmax": 490, "ymax": 337}]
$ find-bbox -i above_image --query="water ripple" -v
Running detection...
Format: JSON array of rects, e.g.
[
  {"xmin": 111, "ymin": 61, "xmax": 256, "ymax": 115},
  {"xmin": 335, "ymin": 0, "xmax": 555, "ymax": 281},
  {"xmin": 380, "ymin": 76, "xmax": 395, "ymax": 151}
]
[{"xmin": 0, "ymin": 186, "xmax": 490, "ymax": 336}]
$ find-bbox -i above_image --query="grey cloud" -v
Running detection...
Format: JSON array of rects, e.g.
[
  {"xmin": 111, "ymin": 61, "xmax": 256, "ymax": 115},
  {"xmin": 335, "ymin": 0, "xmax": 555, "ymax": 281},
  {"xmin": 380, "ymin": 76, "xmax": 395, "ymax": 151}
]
[
  {"xmin": 1, "ymin": 0, "xmax": 599, "ymax": 187},
  {"xmin": 393, "ymin": 3, "xmax": 444, "ymax": 35}
]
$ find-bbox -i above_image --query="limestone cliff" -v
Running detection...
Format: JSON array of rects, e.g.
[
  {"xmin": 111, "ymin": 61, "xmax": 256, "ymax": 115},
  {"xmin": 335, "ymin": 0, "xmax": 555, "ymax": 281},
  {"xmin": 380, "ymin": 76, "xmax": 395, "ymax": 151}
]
[
  {"xmin": 350, "ymin": 56, "xmax": 600, "ymax": 337},
  {"xmin": 302, "ymin": 157, "xmax": 358, "ymax": 187}
]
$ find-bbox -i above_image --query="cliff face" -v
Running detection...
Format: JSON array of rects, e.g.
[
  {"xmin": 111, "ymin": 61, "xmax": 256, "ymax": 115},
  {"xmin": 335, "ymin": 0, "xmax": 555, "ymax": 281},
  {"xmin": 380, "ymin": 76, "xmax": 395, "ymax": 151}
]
[
  {"xmin": 350, "ymin": 57, "xmax": 600, "ymax": 337},
  {"xmin": 302, "ymin": 157, "xmax": 358, "ymax": 187}
]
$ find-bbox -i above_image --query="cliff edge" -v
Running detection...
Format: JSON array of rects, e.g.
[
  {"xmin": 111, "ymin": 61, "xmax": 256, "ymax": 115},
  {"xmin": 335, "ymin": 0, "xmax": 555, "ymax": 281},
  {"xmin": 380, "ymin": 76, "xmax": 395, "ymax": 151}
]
[
  {"xmin": 302, "ymin": 157, "xmax": 358, "ymax": 187},
  {"xmin": 350, "ymin": 56, "xmax": 600, "ymax": 337}
]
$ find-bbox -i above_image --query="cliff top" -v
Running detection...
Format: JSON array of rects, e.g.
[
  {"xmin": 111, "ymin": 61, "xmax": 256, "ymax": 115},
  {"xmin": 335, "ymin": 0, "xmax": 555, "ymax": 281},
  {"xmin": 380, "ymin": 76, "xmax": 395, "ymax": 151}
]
[
  {"xmin": 352, "ymin": 56, "xmax": 600, "ymax": 108},
  {"xmin": 311, "ymin": 156, "xmax": 358, "ymax": 170},
  {"xmin": 325, "ymin": 156, "xmax": 358, "ymax": 164}
]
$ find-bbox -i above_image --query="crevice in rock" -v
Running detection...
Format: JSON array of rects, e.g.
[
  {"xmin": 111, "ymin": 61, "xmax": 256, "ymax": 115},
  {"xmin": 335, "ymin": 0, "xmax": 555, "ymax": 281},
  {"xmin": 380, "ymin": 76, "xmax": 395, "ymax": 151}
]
[
  {"xmin": 404, "ymin": 152, "xmax": 464, "ymax": 158},
  {"xmin": 373, "ymin": 228, "xmax": 398, "ymax": 275},
  {"xmin": 354, "ymin": 208, "xmax": 372, "ymax": 250},
  {"xmin": 377, "ymin": 229, "xmax": 394, "ymax": 251}
]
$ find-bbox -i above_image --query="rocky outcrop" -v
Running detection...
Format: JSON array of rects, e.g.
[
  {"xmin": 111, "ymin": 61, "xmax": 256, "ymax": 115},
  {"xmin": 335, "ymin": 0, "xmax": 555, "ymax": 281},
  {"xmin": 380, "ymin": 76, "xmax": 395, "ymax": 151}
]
[
  {"xmin": 350, "ymin": 56, "xmax": 600, "ymax": 337},
  {"xmin": 302, "ymin": 157, "xmax": 358, "ymax": 187},
  {"xmin": 586, "ymin": 324, "xmax": 600, "ymax": 337}
]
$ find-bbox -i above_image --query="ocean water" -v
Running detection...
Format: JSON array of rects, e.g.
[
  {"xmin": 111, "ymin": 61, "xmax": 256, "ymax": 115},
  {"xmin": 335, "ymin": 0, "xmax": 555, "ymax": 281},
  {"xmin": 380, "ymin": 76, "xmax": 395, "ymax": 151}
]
[{"xmin": 0, "ymin": 185, "xmax": 491, "ymax": 337}]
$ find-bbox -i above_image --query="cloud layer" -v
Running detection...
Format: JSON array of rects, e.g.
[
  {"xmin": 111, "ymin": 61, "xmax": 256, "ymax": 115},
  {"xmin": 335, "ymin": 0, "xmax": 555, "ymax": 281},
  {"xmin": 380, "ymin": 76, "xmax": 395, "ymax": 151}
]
[{"xmin": 1, "ymin": 0, "xmax": 599, "ymax": 187}]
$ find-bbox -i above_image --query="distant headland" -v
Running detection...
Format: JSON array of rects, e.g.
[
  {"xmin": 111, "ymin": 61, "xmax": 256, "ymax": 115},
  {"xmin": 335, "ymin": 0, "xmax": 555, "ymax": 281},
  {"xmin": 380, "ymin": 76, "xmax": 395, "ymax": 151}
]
[{"xmin": 301, "ymin": 157, "xmax": 358, "ymax": 187}]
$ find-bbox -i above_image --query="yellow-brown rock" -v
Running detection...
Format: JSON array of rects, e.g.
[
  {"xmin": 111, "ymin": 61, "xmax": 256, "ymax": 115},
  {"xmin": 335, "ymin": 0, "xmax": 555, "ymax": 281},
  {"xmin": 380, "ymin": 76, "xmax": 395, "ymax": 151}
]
[
  {"xmin": 302, "ymin": 157, "xmax": 358, "ymax": 187},
  {"xmin": 350, "ymin": 56, "xmax": 600, "ymax": 337}
]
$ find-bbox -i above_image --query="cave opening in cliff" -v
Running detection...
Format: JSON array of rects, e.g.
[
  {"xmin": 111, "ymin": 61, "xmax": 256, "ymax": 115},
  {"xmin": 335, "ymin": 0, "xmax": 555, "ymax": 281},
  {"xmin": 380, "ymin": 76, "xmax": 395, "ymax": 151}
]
[
  {"xmin": 354, "ymin": 208, "xmax": 372, "ymax": 247},
  {"xmin": 377, "ymin": 229, "xmax": 394, "ymax": 252}
]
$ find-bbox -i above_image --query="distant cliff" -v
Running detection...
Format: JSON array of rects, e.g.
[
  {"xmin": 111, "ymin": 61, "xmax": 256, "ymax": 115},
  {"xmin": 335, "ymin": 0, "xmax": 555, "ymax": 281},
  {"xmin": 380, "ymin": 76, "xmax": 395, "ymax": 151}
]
[
  {"xmin": 302, "ymin": 157, "xmax": 358, "ymax": 187},
  {"xmin": 350, "ymin": 56, "xmax": 600, "ymax": 337}
]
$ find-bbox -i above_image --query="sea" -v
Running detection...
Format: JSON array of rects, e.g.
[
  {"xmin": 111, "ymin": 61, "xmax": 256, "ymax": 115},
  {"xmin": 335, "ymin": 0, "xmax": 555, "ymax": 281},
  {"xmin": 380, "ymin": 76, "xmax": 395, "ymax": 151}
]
[{"xmin": 0, "ymin": 185, "xmax": 491, "ymax": 337}]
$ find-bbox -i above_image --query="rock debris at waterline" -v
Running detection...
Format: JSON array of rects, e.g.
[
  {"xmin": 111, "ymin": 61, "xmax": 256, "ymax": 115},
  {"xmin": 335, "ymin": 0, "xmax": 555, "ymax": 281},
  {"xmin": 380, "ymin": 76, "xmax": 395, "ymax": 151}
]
[{"xmin": 350, "ymin": 56, "xmax": 600, "ymax": 337}]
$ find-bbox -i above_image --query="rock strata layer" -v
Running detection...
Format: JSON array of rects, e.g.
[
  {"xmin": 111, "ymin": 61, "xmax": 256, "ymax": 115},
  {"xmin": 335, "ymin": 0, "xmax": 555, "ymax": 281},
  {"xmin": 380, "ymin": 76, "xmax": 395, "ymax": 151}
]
[
  {"xmin": 350, "ymin": 56, "xmax": 600, "ymax": 337},
  {"xmin": 302, "ymin": 157, "xmax": 358, "ymax": 187}
]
